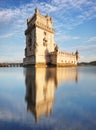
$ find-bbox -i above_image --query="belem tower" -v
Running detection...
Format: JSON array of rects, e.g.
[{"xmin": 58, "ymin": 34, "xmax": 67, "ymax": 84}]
[{"xmin": 23, "ymin": 8, "xmax": 79, "ymax": 67}]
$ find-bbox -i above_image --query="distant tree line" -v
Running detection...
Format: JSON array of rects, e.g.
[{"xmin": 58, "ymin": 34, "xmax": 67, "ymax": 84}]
[{"xmin": 78, "ymin": 61, "xmax": 96, "ymax": 66}]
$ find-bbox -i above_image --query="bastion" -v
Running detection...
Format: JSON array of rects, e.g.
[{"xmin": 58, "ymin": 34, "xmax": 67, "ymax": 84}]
[{"xmin": 23, "ymin": 8, "xmax": 79, "ymax": 67}]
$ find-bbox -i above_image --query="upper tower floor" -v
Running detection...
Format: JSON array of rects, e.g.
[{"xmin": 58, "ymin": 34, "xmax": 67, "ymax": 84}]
[{"xmin": 25, "ymin": 8, "xmax": 55, "ymax": 35}]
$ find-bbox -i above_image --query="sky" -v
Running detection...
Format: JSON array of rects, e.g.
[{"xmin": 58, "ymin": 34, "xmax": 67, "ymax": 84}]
[{"xmin": 0, "ymin": 0, "xmax": 96, "ymax": 63}]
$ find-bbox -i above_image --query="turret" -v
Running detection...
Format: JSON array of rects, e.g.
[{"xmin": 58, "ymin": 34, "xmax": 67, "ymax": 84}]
[
  {"xmin": 75, "ymin": 50, "xmax": 79, "ymax": 61},
  {"xmin": 35, "ymin": 8, "xmax": 39, "ymax": 15},
  {"xmin": 54, "ymin": 45, "xmax": 59, "ymax": 52}
]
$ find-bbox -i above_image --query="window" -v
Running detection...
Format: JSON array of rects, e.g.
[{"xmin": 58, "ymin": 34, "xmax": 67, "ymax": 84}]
[{"xmin": 44, "ymin": 31, "xmax": 46, "ymax": 35}]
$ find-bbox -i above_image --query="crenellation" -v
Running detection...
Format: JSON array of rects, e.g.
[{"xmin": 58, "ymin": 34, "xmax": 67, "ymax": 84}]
[
  {"xmin": 35, "ymin": 21, "xmax": 55, "ymax": 34},
  {"xmin": 23, "ymin": 8, "xmax": 79, "ymax": 67}
]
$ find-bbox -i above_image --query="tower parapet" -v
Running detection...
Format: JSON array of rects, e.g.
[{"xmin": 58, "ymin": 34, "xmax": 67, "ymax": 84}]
[
  {"xmin": 25, "ymin": 8, "xmax": 55, "ymax": 35},
  {"xmin": 23, "ymin": 8, "xmax": 79, "ymax": 67}
]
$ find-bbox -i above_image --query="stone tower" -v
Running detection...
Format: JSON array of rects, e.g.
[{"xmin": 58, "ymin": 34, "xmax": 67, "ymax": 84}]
[
  {"xmin": 23, "ymin": 8, "xmax": 79, "ymax": 67},
  {"xmin": 23, "ymin": 8, "xmax": 56, "ymax": 67}
]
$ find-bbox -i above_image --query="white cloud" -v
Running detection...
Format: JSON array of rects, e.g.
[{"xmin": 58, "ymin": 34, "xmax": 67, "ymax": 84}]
[
  {"xmin": 67, "ymin": 44, "xmax": 96, "ymax": 52},
  {"xmin": 79, "ymin": 45, "xmax": 96, "ymax": 54},
  {"xmin": 0, "ymin": 9, "xmax": 14, "ymax": 22},
  {"xmin": 56, "ymin": 34, "xmax": 79, "ymax": 41},
  {"xmin": 0, "ymin": 0, "xmax": 96, "ymax": 62},
  {"xmin": 0, "ymin": 0, "xmax": 96, "ymax": 34},
  {"xmin": 86, "ymin": 36, "xmax": 96, "ymax": 42},
  {"xmin": 0, "ymin": 33, "xmax": 15, "ymax": 39},
  {"xmin": 51, "ymin": 0, "xmax": 96, "ymax": 29}
]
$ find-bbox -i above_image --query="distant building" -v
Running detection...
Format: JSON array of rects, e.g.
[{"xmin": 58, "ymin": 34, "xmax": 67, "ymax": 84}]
[{"xmin": 23, "ymin": 8, "xmax": 79, "ymax": 67}]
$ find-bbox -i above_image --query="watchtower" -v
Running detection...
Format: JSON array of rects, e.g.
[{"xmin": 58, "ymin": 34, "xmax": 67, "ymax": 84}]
[
  {"xmin": 23, "ymin": 8, "xmax": 55, "ymax": 66},
  {"xmin": 23, "ymin": 8, "xmax": 79, "ymax": 67}
]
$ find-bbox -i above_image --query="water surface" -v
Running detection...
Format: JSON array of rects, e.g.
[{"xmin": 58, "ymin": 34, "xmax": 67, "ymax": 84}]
[{"xmin": 0, "ymin": 66, "xmax": 96, "ymax": 130}]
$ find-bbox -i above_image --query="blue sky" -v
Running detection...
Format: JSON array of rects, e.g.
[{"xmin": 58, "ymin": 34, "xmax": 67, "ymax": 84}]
[{"xmin": 0, "ymin": 0, "xmax": 96, "ymax": 62}]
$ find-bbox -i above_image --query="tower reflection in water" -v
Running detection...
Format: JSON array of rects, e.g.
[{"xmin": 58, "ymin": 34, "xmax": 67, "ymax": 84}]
[{"xmin": 25, "ymin": 67, "xmax": 78, "ymax": 122}]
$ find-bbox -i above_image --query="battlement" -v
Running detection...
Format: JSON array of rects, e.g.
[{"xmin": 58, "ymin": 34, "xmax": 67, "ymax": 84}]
[
  {"xmin": 27, "ymin": 8, "xmax": 53, "ymax": 25},
  {"xmin": 25, "ymin": 8, "xmax": 55, "ymax": 35},
  {"xmin": 50, "ymin": 51, "xmax": 76, "ymax": 56},
  {"xmin": 23, "ymin": 8, "xmax": 79, "ymax": 67}
]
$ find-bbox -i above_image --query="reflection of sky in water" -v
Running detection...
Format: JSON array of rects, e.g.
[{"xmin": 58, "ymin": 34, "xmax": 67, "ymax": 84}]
[{"xmin": 0, "ymin": 67, "xmax": 96, "ymax": 130}]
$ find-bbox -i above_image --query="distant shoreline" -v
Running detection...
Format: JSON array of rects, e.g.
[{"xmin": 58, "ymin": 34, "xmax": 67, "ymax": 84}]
[
  {"xmin": 0, "ymin": 63, "xmax": 23, "ymax": 67},
  {"xmin": 78, "ymin": 61, "xmax": 96, "ymax": 66},
  {"xmin": 0, "ymin": 61, "xmax": 96, "ymax": 67}
]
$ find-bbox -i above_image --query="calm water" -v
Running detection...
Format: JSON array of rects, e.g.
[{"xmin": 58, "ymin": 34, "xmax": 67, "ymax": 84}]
[{"xmin": 0, "ymin": 66, "xmax": 96, "ymax": 130}]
